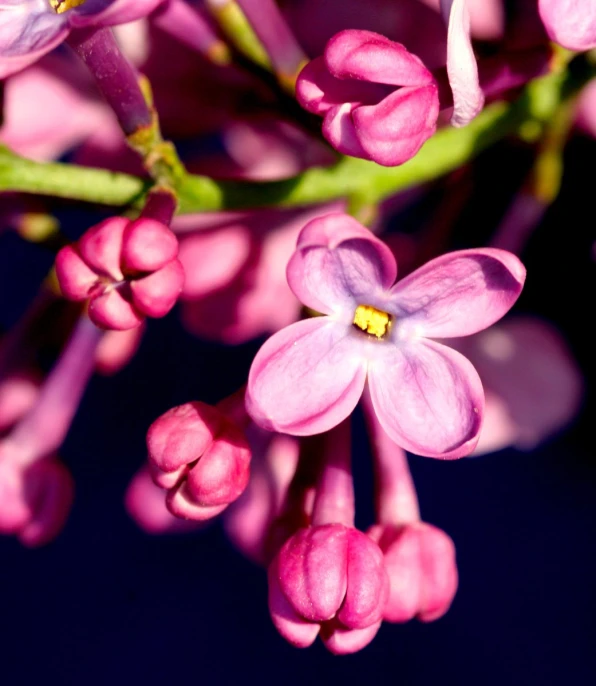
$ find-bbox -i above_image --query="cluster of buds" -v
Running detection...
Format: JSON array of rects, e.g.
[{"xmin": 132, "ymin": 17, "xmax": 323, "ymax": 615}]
[{"xmin": 0, "ymin": 0, "xmax": 593, "ymax": 663}]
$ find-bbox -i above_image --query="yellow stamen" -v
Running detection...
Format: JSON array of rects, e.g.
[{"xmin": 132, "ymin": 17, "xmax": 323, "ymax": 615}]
[
  {"xmin": 353, "ymin": 304, "xmax": 391, "ymax": 339},
  {"xmin": 50, "ymin": 0, "xmax": 86, "ymax": 14}
]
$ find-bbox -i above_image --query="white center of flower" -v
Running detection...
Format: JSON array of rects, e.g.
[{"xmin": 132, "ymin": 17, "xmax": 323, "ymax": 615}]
[
  {"xmin": 49, "ymin": 0, "xmax": 86, "ymax": 14},
  {"xmin": 353, "ymin": 304, "xmax": 392, "ymax": 339}
]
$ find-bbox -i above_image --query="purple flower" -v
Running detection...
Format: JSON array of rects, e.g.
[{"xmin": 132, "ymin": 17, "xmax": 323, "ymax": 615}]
[
  {"xmin": 246, "ymin": 213, "xmax": 526, "ymax": 459},
  {"xmin": 0, "ymin": 0, "xmax": 164, "ymax": 78},
  {"xmin": 296, "ymin": 29, "xmax": 440, "ymax": 167}
]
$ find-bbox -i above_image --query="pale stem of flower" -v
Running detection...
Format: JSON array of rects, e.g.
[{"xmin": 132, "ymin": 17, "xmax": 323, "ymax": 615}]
[
  {"xmin": 8, "ymin": 316, "xmax": 102, "ymax": 465},
  {"xmin": 362, "ymin": 390, "xmax": 421, "ymax": 524},
  {"xmin": 310, "ymin": 420, "xmax": 355, "ymax": 528}
]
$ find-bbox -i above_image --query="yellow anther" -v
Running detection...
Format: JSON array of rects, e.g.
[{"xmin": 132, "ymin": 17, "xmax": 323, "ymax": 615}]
[
  {"xmin": 353, "ymin": 304, "xmax": 391, "ymax": 339},
  {"xmin": 49, "ymin": 0, "xmax": 86, "ymax": 14}
]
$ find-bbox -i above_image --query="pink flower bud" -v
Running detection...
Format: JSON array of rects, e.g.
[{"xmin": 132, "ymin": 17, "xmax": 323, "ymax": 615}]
[
  {"xmin": 268, "ymin": 523, "xmax": 389, "ymax": 654},
  {"xmin": 125, "ymin": 466, "xmax": 202, "ymax": 535},
  {"xmin": 55, "ymin": 216, "xmax": 183, "ymax": 331},
  {"xmin": 0, "ymin": 453, "xmax": 73, "ymax": 547},
  {"xmin": 539, "ymin": 0, "xmax": 596, "ymax": 51},
  {"xmin": 147, "ymin": 402, "xmax": 251, "ymax": 521},
  {"xmin": 369, "ymin": 521, "xmax": 458, "ymax": 623},
  {"xmin": 121, "ymin": 218, "xmax": 179, "ymax": 273},
  {"xmin": 297, "ymin": 30, "xmax": 439, "ymax": 166}
]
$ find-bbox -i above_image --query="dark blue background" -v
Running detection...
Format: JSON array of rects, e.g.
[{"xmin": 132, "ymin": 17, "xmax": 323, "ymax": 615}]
[{"xmin": 0, "ymin": 139, "xmax": 594, "ymax": 686}]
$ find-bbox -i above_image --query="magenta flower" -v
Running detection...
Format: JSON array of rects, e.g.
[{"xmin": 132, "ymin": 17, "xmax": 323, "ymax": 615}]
[
  {"xmin": 0, "ymin": 0, "xmax": 164, "ymax": 78},
  {"xmin": 296, "ymin": 29, "xmax": 440, "ymax": 167},
  {"xmin": 246, "ymin": 213, "xmax": 526, "ymax": 459},
  {"xmin": 369, "ymin": 521, "xmax": 458, "ymax": 623},
  {"xmin": 147, "ymin": 401, "xmax": 251, "ymax": 522},
  {"xmin": 56, "ymin": 216, "xmax": 184, "ymax": 331},
  {"xmin": 0, "ymin": 453, "xmax": 73, "ymax": 547},
  {"xmin": 269, "ymin": 523, "xmax": 389, "ymax": 653},
  {"xmin": 538, "ymin": 0, "xmax": 596, "ymax": 51}
]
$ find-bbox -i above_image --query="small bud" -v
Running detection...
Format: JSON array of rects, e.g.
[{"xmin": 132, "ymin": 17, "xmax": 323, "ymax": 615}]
[
  {"xmin": 369, "ymin": 521, "xmax": 458, "ymax": 623},
  {"xmin": 268, "ymin": 523, "xmax": 389, "ymax": 653},
  {"xmin": 0, "ymin": 454, "xmax": 73, "ymax": 547},
  {"xmin": 147, "ymin": 402, "xmax": 251, "ymax": 521},
  {"xmin": 56, "ymin": 216, "xmax": 183, "ymax": 331}
]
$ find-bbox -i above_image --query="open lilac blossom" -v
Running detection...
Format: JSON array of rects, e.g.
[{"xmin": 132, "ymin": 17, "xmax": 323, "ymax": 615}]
[
  {"xmin": 0, "ymin": 0, "xmax": 164, "ymax": 78},
  {"xmin": 296, "ymin": 29, "xmax": 440, "ymax": 166},
  {"xmin": 55, "ymin": 216, "xmax": 184, "ymax": 331},
  {"xmin": 247, "ymin": 213, "xmax": 526, "ymax": 458},
  {"xmin": 538, "ymin": 0, "xmax": 596, "ymax": 51},
  {"xmin": 147, "ymin": 401, "xmax": 251, "ymax": 521}
]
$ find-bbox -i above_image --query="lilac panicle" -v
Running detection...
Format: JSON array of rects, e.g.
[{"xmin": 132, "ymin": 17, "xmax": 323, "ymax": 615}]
[
  {"xmin": 247, "ymin": 213, "xmax": 526, "ymax": 459},
  {"xmin": 296, "ymin": 29, "xmax": 439, "ymax": 166},
  {"xmin": 0, "ymin": 0, "xmax": 164, "ymax": 79}
]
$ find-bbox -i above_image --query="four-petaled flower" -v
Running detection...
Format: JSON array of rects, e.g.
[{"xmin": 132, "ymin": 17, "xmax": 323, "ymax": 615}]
[{"xmin": 246, "ymin": 213, "xmax": 526, "ymax": 459}]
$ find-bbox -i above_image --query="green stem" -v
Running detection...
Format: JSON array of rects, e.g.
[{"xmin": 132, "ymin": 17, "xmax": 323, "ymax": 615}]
[{"xmin": 0, "ymin": 64, "xmax": 590, "ymax": 214}]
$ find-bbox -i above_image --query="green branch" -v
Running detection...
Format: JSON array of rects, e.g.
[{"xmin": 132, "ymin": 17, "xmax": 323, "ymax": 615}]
[{"xmin": 0, "ymin": 64, "xmax": 585, "ymax": 215}]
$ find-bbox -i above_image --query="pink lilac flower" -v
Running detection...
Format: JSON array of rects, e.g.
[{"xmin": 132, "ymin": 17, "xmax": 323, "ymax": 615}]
[
  {"xmin": 364, "ymin": 400, "xmax": 457, "ymax": 622},
  {"xmin": 147, "ymin": 401, "xmax": 251, "ymax": 521},
  {"xmin": 268, "ymin": 421, "xmax": 390, "ymax": 654},
  {"xmin": 452, "ymin": 317, "xmax": 584, "ymax": 455},
  {"xmin": 55, "ymin": 216, "xmax": 184, "ymax": 331},
  {"xmin": 247, "ymin": 213, "xmax": 526, "ymax": 459},
  {"xmin": 538, "ymin": 0, "xmax": 596, "ymax": 51},
  {"xmin": 0, "ymin": 0, "xmax": 164, "ymax": 79},
  {"xmin": 296, "ymin": 29, "xmax": 440, "ymax": 166},
  {"xmin": 0, "ymin": 53, "xmax": 111, "ymax": 162},
  {"xmin": 0, "ymin": 453, "xmax": 73, "ymax": 546},
  {"xmin": 224, "ymin": 430, "xmax": 300, "ymax": 565},
  {"xmin": 175, "ymin": 204, "xmax": 343, "ymax": 345},
  {"xmin": 0, "ymin": 316, "xmax": 101, "ymax": 545},
  {"xmin": 125, "ymin": 465, "xmax": 203, "ymax": 535}
]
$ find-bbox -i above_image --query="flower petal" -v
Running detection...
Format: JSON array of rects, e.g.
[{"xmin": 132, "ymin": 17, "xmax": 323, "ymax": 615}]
[
  {"xmin": 246, "ymin": 318, "xmax": 366, "ymax": 436},
  {"xmin": 287, "ymin": 213, "xmax": 397, "ymax": 316},
  {"xmin": 296, "ymin": 56, "xmax": 389, "ymax": 115},
  {"xmin": 538, "ymin": 0, "xmax": 596, "ymax": 51},
  {"xmin": 367, "ymin": 339, "xmax": 484, "ymax": 458},
  {"xmin": 322, "ymin": 102, "xmax": 371, "ymax": 159},
  {"xmin": 441, "ymin": 0, "xmax": 484, "ymax": 126},
  {"xmin": 0, "ymin": 2, "xmax": 68, "ymax": 78},
  {"xmin": 352, "ymin": 84, "xmax": 439, "ymax": 167},
  {"xmin": 390, "ymin": 248, "xmax": 526, "ymax": 338},
  {"xmin": 68, "ymin": 0, "xmax": 164, "ymax": 27},
  {"xmin": 325, "ymin": 29, "xmax": 434, "ymax": 87}
]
